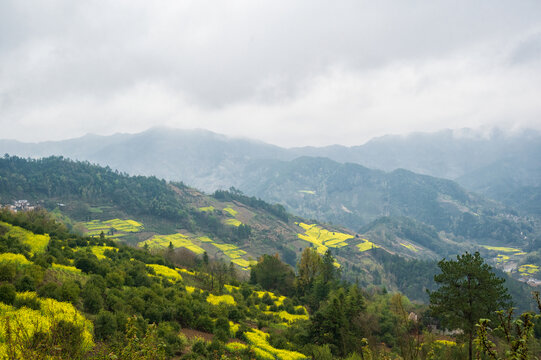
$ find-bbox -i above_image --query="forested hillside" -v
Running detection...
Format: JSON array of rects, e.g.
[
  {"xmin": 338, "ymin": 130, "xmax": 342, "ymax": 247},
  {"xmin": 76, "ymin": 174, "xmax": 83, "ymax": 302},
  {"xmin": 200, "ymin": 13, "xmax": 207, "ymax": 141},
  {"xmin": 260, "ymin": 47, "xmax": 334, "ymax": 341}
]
[
  {"xmin": 0, "ymin": 156, "xmax": 537, "ymax": 302},
  {"xmin": 0, "ymin": 156, "xmax": 440, "ymax": 301}
]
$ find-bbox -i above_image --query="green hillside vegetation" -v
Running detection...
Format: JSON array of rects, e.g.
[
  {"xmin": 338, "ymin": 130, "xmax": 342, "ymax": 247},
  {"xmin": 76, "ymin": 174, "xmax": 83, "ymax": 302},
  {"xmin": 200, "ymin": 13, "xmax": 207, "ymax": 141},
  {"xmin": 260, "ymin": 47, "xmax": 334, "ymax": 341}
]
[
  {"xmin": 0, "ymin": 155, "xmax": 535, "ymax": 302},
  {"xmin": 0, "ymin": 221, "xmax": 49, "ymax": 254},
  {"xmin": 0, "ymin": 190, "xmax": 540, "ymax": 357},
  {"xmin": 237, "ymin": 157, "xmax": 536, "ymax": 253},
  {"xmin": 0, "ymin": 208, "xmax": 327, "ymax": 359}
]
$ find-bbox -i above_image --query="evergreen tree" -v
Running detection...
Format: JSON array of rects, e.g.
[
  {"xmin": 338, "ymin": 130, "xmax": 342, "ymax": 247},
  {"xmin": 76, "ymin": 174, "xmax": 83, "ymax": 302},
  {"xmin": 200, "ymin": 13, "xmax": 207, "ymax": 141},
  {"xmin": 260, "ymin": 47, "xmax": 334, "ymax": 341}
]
[{"xmin": 428, "ymin": 252, "xmax": 511, "ymax": 360}]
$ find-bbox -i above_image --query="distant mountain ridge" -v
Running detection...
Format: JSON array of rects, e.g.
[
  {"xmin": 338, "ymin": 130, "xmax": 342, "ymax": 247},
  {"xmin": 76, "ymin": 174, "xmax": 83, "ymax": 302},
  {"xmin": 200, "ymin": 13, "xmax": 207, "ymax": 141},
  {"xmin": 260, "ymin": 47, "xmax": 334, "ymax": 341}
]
[
  {"xmin": 233, "ymin": 156, "xmax": 533, "ymax": 248},
  {"xmin": 1, "ymin": 126, "xmax": 540, "ymax": 217}
]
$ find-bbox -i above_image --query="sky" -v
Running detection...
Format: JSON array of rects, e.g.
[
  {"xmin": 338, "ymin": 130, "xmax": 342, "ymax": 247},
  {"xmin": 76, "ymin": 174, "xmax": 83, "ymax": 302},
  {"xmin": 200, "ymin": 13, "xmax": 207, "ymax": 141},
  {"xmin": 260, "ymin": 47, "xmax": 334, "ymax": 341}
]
[{"xmin": 1, "ymin": 1, "xmax": 541, "ymax": 147}]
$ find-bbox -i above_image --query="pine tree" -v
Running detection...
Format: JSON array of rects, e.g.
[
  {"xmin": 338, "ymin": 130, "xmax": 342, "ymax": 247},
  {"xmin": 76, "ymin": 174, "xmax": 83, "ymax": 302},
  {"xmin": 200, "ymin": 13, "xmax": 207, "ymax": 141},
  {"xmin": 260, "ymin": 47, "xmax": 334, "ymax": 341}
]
[{"xmin": 428, "ymin": 252, "xmax": 511, "ymax": 360}]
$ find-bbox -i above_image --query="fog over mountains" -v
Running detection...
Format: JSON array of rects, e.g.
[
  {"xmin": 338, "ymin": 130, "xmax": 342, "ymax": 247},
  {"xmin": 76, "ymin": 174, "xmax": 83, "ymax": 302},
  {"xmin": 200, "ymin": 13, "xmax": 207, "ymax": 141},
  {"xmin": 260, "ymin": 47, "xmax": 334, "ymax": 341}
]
[{"xmin": 2, "ymin": 127, "xmax": 539, "ymax": 213}]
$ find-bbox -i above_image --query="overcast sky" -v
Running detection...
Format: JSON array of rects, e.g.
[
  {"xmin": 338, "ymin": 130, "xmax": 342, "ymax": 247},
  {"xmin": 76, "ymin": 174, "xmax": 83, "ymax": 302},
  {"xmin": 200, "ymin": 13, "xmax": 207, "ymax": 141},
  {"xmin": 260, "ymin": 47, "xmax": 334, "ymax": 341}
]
[{"xmin": 1, "ymin": 1, "xmax": 541, "ymax": 147}]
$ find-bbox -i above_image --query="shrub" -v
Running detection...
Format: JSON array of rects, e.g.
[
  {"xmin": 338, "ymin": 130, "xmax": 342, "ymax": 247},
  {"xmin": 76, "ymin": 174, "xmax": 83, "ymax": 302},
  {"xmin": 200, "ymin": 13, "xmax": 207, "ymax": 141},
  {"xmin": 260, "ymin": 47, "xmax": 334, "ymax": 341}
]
[
  {"xmin": 94, "ymin": 310, "xmax": 117, "ymax": 340},
  {"xmin": 0, "ymin": 283, "xmax": 16, "ymax": 304}
]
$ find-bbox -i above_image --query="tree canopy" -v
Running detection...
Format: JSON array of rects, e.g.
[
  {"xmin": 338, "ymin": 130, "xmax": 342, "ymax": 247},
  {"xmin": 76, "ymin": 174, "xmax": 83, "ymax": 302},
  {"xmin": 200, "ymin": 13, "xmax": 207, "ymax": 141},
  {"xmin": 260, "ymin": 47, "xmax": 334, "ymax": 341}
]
[{"xmin": 429, "ymin": 252, "xmax": 512, "ymax": 360}]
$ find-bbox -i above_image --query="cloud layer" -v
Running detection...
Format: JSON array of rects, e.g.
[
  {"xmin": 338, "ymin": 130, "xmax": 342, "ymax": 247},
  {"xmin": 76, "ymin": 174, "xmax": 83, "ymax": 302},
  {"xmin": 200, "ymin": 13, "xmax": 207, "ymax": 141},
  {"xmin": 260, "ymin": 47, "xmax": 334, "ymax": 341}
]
[{"xmin": 1, "ymin": 0, "xmax": 541, "ymax": 146}]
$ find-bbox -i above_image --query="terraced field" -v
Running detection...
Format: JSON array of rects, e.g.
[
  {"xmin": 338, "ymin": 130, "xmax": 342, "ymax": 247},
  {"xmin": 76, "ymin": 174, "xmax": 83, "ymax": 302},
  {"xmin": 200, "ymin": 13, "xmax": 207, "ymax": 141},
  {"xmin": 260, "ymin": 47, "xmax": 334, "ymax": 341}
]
[
  {"xmin": 481, "ymin": 245, "xmax": 522, "ymax": 253},
  {"xmin": 208, "ymin": 240, "xmax": 256, "ymax": 270},
  {"xmin": 222, "ymin": 207, "xmax": 238, "ymax": 217},
  {"xmin": 400, "ymin": 242, "xmax": 418, "ymax": 252},
  {"xmin": 296, "ymin": 222, "xmax": 352, "ymax": 255},
  {"xmin": 480, "ymin": 244, "xmax": 528, "ymax": 266},
  {"xmin": 224, "ymin": 218, "xmax": 242, "ymax": 227},
  {"xmin": 198, "ymin": 206, "xmax": 215, "ymax": 212},
  {"xmin": 83, "ymin": 218, "xmax": 143, "ymax": 237},
  {"xmin": 138, "ymin": 233, "xmax": 205, "ymax": 255},
  {"xmin": 137, "ymin": 231, "xmax": 256, "ymax": 270},
  {"xmin": 518, "ymin": 264, "xmax": 540, "ymax": 276},
  {"xmin": 357, "ymin": 238, "xmax": 380, "ymax": 252}
]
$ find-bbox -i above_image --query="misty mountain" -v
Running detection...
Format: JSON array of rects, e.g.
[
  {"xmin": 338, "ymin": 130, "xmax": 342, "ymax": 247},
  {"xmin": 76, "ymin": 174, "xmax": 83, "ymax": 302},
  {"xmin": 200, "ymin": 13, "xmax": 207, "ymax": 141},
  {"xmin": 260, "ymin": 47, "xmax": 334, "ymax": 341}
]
[
  {"xmin": 1, "ymin": 127, "xmax": 540, "ymax": 217},
  {"xmin": 0, "ymin": 128, "xmax": 293, "ymax": 191},
  {"xmin": 291, "ymin": 129, "xmax": 541, "ymax": 211}
]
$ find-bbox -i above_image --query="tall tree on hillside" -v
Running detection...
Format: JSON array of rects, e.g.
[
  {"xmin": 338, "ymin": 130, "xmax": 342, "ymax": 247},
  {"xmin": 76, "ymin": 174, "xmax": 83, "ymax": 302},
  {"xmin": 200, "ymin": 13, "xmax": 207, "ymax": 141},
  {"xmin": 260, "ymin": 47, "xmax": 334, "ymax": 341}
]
[
  {"xmin": 250, "ymin": 254, "xmax": 295, "ymax": 296},
  {"xmin": 296, "ymin": 247, "xmax": 322, "ymax": 296},
  {"xmin": 428, "ymin": 252, "xmax": 511, "ymax": 360}
]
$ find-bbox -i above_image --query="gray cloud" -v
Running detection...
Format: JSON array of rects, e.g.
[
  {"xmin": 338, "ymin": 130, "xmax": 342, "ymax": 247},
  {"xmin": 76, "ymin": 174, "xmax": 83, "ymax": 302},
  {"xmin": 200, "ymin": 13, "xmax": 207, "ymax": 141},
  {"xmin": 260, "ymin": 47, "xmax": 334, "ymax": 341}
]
[{"xmin": 1, "ymin": 0, "xmax": 541, "ymax": 146}]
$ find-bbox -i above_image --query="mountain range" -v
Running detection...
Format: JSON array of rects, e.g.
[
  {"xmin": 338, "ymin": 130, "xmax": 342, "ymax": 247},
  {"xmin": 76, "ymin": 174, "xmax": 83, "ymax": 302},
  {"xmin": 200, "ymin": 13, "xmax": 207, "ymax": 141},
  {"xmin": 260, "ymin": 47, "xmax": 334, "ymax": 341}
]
[{"xmin": 2, "ymin": 127, "xmax": 539, "ymax": 210}]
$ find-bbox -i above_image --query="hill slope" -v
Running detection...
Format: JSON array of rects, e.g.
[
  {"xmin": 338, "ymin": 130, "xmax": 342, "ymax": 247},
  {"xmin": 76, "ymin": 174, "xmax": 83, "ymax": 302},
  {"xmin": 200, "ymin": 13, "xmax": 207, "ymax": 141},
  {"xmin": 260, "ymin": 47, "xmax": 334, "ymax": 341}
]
[{"xmin": 2, "ymin": 156, "xmax": 433, "ymax": 297}]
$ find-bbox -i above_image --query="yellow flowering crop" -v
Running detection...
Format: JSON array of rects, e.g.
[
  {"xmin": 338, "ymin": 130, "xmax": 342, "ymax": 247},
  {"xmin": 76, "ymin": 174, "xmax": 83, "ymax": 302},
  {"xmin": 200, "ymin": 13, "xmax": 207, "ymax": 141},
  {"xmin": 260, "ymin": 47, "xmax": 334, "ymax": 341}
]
[
  {"xmin": 177, "ymin": 268, "xmax": 196, "ymax": 276},
  {"xmin": 224, "ymin": 219, "xmax": 242, "ymax": 227},
  {"xmin": 0, "ymin": 294, "xmax": 94, "ymax": 357},
  {"xmin": 245, "ymin": 328, "xmax": 307, "ymax": 359},
  {"xmin": 147, "ymin": 264, "xmax": 183, "ymax": 282},
  {"xmin": 206, "ymin": 294, "xmax": 236, "ymax": 306},
  {"xmin": 518, "ymin": 264, "xmax": 540, "ymax": 275},
  {"xmin": 357, "ymin": 239, "xmax": 379, "ymax": 252},
  {"xmin": 52, "ymin": 263, "xmax": 82, "ymax": 274},
  {"xmin": 84, "ymin": 218, "xmax": 143, "ymax": 237},
  {"xmin": 0, "ymin": 221, "xmax": 49, "ymax": 255},
  {"xmin": 223, "ymin": 207, "xmax": 238, "ymax": 217},
  {"xmin": 138, "ymin": 233, "xmax": 205, "ymax": 254},
  {"xmin": 264, "ymin": 311, "xmax": 309, "ymax": 323},
  {"xmin": 226, "ymin": 341, "xmax": 248, "ymax": 353},
  {"xmin": 481, "ymin": 245, "xmax": 522, "ymax": 253},
  {"xmin": 0, "ymin": 253, "xmax": 31, "ymax": 266},
  {"xmin": 400, "ymin": 243, "xmax": 418, "ymax": 252},
  {"xmin": 296, "ymin": 223, "xmax": 355, "ymax": 260}
]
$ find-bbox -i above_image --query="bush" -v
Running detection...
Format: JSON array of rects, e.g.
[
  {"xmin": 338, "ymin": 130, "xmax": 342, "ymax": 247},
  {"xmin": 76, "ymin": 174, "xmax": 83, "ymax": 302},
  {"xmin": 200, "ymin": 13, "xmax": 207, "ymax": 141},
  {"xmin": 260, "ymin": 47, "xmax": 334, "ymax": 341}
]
[
  {"xmin": 37, "ymin": 282, "xmax": 60, "ymax": 299},
  {"xmin": 194, "ymin": 315, "xmax": 214, "ymax": 333},
  {"xmin": 0, "ymin": 283, "xmax": 16, "ymax": 304},
  {"xmin": 82, "ymin": 284, "xmax": 103, "ymax": 314},
  {"xmin": 95, "ymin": 310, "xmax": 117, "ymax": 340},
  {"xmin": 191, "ymin": 337, "xmax": 208, "ymax": 357},
  {"xmin": 15, "ymin": 275, "xmax": 36, "ymax": 291},
  {"xmin": 0, "ymin": 262, "xmax": 16, "ymax": 282},
  {"xmin": 59, "ymin": 280, "xmax": 80, "ymax": 304}
]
